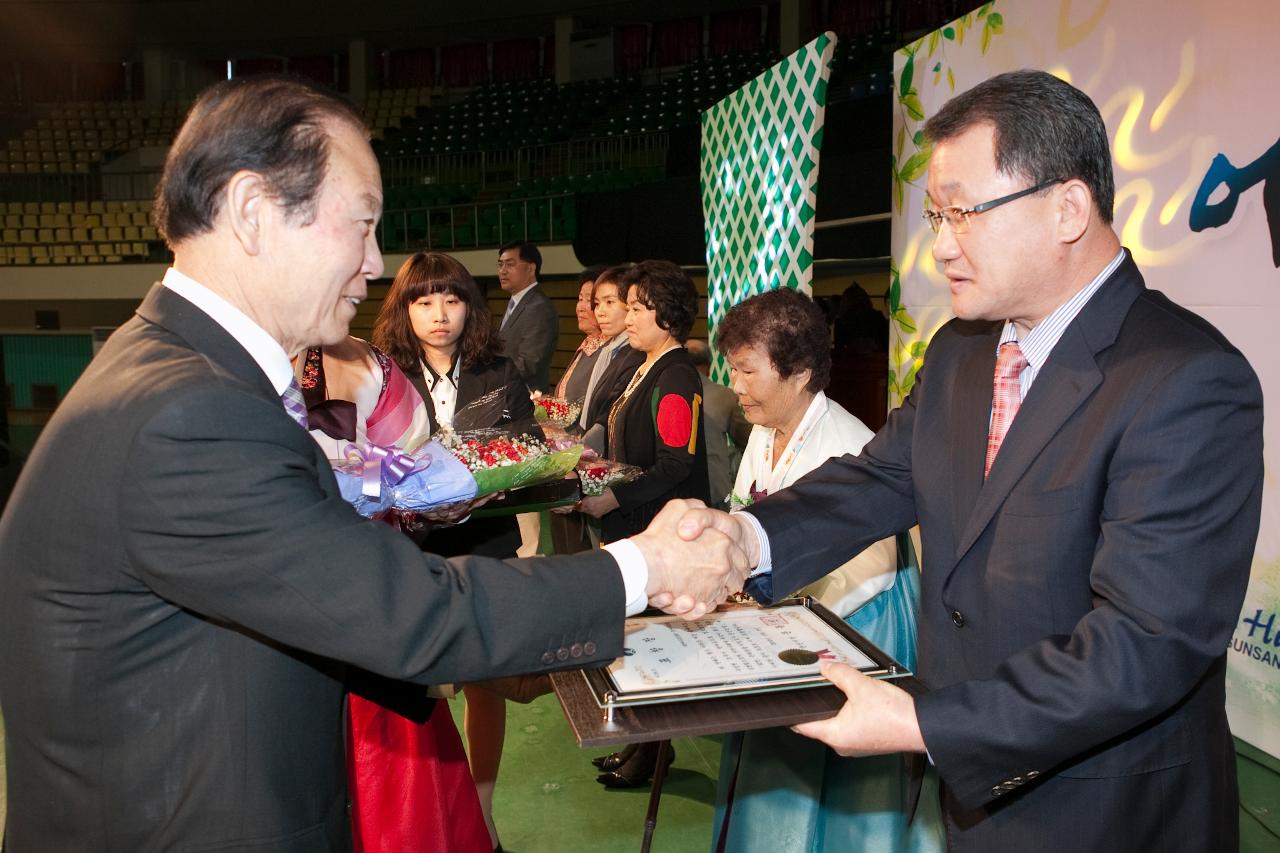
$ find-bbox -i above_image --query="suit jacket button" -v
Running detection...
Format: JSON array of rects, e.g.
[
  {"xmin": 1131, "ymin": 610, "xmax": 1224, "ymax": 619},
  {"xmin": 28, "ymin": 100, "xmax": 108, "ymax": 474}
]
[
  {"xmin": 570, "ymin": 643, "xmax": 584, "ymax": 658},
  {"xmin": 583, "ymin": 641, "xmax": 597, "ymax": 655},
  {"xmin": 541, "ymin": 651, "xmax": 556, "ymax": 665},
  {"xmin": 951, "ymin": 610, "xmax": 965, "ymax": 627},
  {"xmin": 991, "ymin": 785, "xmax": 1004, "ymax": 797},
  {"xmin": 1026, "ymin": 770, "xmax": 1039, "ymax": 779},
  {"xmin": 557, "ymin": 647, "xmax": 570, "ymax": 661}
]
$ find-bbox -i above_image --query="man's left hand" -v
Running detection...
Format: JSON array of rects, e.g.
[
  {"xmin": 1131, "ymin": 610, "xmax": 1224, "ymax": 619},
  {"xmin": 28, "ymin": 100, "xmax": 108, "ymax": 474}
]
[{"xmin": 791, "ymin": 661, "xmax": 927, "ymax": 756}]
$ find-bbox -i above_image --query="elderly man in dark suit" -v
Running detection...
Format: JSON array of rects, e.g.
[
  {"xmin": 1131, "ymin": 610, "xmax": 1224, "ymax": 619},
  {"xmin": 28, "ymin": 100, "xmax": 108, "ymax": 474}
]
[
  {"xmin": 0, "ymin": 77, "xmax": 747, "ymax": 852},
  {"xmin": 678, "ymin": 70, "xmax": 1263, "ymax": 851},
  {"xmin": 497, "ymin": 240, "xmax": 559, "ymax": 394}
]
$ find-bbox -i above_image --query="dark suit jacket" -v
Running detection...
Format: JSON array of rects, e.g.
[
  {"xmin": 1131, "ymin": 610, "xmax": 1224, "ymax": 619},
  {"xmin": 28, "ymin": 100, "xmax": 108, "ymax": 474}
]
[
  {"xmin": 0, "ymin": 284, "xmax": 623, "ymax": 852},
  {"xmin": 601, "ymin": 347, "xmax": 709, "ymax": 542},
  {"xmin": 746, "ymin": 253, "xmax": 1263, "ymax": 851},
  {"xmin": 500, "ymin": 283, "xmax": 559, "ymax": 393},
  {"xmin": 582, "ymin": 343, "xmax": 646, "ymax": 431},
  {"xmin": 407, "ymin": 354, "xmax": 539, "ymax": 558}
]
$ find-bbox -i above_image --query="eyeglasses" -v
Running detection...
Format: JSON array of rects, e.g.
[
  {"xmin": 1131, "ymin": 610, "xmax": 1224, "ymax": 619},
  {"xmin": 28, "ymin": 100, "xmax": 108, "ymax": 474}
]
[{"xmin": 922, "ymin": 177, "xmax": 1064, "ymax": 234}]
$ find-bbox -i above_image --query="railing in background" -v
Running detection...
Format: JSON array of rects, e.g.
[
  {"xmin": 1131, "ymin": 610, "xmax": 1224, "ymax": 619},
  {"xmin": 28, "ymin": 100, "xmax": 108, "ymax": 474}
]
[
  {"xmin": 0, "ymin": 168, "xmax": 160, "ymax": 204},
  {"xmin": 379, "ymin": 193, "xmax": 576, "ymax": 253},
  {"xmin": 382, "ymin": 131, "xmax": 669, "ymax": 190}
]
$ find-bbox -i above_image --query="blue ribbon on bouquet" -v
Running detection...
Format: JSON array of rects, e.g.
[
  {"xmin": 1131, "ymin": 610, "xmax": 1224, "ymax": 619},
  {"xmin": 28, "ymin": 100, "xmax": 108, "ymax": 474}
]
[{"xmin": 343, "ymin": 442, "xmax": 426, "ymax": 498}]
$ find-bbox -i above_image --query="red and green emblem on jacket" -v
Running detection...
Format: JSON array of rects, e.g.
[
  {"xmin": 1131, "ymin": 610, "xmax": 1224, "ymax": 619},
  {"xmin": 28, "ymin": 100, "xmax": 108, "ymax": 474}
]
[{"xmin": 652, "ymin": 388, "xmax": 701, "ymax": 452}]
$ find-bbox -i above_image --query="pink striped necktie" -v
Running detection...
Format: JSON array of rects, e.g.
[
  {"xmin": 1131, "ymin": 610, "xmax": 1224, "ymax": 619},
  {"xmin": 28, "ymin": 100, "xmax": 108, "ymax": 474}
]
[
  {"xmin": 985, "ymin": 341, "xmax": 1027, "ymax": 479},
  {"xmin": 281, "ymin": 377, "xmax": 310, "ymax": 430}
]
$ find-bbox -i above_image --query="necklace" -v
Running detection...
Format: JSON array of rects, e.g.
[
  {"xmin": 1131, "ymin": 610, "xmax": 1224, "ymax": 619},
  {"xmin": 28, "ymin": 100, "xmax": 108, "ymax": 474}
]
[{"xmin": 606, "ymin": 344, "xmax": 679, "ymax": 459}]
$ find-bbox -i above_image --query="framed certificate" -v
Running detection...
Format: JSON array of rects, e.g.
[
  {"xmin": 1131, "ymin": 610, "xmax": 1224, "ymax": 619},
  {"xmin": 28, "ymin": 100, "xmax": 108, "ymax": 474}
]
[{"xmin": 578, "ymin": 598, "xmax": 912, "ymax": 714}]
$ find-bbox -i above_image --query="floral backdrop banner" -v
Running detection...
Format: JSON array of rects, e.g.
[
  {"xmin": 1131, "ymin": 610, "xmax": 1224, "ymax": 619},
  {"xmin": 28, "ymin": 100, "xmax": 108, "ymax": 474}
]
[
  {"xmin": 891, "ymin": 0, "xmax": 1279, "ymax": 759},
  {"xmin": 700, "ymin": 33, "xmax": 836, "ymax": 384}
]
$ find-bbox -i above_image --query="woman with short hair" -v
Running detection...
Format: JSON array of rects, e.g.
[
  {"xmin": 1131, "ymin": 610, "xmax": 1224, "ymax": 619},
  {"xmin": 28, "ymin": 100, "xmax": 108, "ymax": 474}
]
[
  {"xmin": 710, "ymin": 287, "xmax": 942, "ymax": 852},
  {"xmin": 577, "ymin": 260, "xmax": 709, "ymax": 789}
]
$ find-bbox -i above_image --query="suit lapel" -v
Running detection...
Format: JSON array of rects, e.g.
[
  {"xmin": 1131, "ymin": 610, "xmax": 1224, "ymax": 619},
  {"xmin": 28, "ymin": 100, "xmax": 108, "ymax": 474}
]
[
  {"xmin": 950, "ymin": 254, "xmax": 1145, "ymax": 565},
  {"xmin": 953, "ymin": 326, "xmax": 1102, "ymax": 562},
  {"xmin": 135, "ymin": 282, "xmax": 335, "ymax": 485},
  {"xmin": 949, "ymin": 333, "xmax": 998, "ymax": 547},
  {"xmin": 135, "ymin": 283, "xmax": 277, "ymax": 401},
  {"xmin": 456, "ymin": 366, "xmax": 484, "ymax": 413},
  {"xmin": 502, "ymin": 285, "xmax": 537, "ymax": 331}
]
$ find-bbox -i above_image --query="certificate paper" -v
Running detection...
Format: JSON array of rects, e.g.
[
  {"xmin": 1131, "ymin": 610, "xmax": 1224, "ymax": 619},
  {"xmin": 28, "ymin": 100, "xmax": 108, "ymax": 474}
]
[{"xmin": 608, "ymin": 605, "xmax": 878, "ymax": 695}]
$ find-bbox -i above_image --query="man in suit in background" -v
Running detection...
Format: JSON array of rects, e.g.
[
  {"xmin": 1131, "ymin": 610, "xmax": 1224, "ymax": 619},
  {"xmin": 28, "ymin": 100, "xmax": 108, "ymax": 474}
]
[
  {"xmin": 0, "ymin": 76, "xmax": 746, "ymax": 852},
  {"xmin": 675, "ymin": 70, "xmax": 1263, "ymax": 850},
  {"xmin": 497, "ymin": 239, "xmax": 559, "ymax": 394}
]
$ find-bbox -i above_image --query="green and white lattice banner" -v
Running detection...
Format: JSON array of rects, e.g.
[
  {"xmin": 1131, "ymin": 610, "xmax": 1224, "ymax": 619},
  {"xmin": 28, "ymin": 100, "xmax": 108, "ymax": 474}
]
[{"xmin": 700, "ymin": 33, "xmax": 836, "ymax": 384}]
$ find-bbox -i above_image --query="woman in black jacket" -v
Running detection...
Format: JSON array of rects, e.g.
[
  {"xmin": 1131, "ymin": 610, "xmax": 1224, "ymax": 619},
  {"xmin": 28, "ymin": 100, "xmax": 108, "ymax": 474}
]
[
  {"xmin": 577, "ymin": 259, "xmax": 709, "ymax": 787},
  {"xmin": 373, "ymin": 250, "xmax": 540, "ymax": 850}
]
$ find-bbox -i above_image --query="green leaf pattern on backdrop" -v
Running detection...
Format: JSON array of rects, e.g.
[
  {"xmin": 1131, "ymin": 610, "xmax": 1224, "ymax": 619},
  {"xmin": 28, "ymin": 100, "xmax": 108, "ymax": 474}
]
[
  {"xmin": 889, "ymin": 1, "xmax": 1004, "ymax": 405},
  {"xmin": 700, "ymin": 33, "xmax": 836, "ymax": 385}
]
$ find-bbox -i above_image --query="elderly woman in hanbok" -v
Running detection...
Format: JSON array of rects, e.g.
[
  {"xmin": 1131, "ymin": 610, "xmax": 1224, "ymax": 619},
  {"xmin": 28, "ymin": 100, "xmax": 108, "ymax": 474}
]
[{"xmin": 710, "ymin": 288, "xmax": 944, "ymax": 853}]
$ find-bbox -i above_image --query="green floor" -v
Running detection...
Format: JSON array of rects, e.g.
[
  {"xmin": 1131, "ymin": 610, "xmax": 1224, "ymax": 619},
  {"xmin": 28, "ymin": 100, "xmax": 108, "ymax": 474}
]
[
  {"xmin": 1, "ymin": 704, "xmax": 1278, "ymax": 851},
  {"xmin": 449, "ymin": 695, "xmax": 722, "ymax": 853}
]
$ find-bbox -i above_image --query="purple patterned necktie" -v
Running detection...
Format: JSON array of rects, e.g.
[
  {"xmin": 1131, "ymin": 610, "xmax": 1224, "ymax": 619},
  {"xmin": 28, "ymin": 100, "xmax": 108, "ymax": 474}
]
[{"xmin": 280, "ymin": 377, "xmax": 309, "ymax": 430}]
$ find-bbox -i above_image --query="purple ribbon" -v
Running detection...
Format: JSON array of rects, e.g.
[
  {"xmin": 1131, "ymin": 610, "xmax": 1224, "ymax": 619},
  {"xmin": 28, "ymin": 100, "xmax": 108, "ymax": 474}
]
[{"xmin": 343, "ymin": 442, "xmax": 427, "ymax": 499}]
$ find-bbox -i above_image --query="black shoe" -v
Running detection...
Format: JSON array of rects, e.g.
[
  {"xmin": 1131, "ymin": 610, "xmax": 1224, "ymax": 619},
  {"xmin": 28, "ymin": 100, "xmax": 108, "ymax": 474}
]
[
  {"xmin": 591, "ymin": 742, "xmax": 638, "ymax": 771},
  {"xmin": 595, "ymin": 742, "xmax": 674, "ymax": 789}
]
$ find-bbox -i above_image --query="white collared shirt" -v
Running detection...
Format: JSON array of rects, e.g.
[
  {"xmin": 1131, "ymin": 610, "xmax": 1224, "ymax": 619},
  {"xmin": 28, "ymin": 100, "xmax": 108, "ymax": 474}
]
[
  {"xmin": 422, "ymin": 355, "xmax": 462, "ymax": 427},
  {"xmin": 161, "ymin": 267, "xmax": 294, "ymax": 396},
  {"xmin": 997, "ymin": 248, "xmax": 1126, "ymax": 400}
]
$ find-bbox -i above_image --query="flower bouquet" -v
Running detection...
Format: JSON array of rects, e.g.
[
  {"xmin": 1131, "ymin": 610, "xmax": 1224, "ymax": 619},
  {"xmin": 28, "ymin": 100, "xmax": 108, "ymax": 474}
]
[
  {"xmin": 438, "ymin": 427, "xmax": 583, "ymax": 497},
  {"xmin": 532, "ymin": 395, "xmax": 582, "ymax": 428},
  {"xmin": 576, "ymin": 458, "xmax": 644, "ymax": 497},
  {"xmin": 332, "ymin": 440, "xmax": 477, "ymax": 518}
]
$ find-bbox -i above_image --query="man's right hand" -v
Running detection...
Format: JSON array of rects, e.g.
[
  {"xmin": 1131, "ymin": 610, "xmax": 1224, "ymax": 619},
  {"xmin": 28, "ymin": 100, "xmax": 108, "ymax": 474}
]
[{"xmin": 630, "ymin": 499, "xmax": 756, "ymax": 619}]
